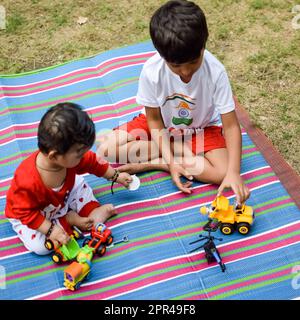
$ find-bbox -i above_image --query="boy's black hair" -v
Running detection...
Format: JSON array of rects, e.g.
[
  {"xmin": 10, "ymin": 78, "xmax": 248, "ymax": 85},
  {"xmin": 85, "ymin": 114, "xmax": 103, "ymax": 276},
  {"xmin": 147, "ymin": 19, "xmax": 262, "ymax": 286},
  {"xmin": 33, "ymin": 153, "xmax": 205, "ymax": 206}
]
[
  {"xmin": 38, "ymin": 102, "xmax": 95, "ymax": 155},
  {"xmin": 150, "ymin": 0, "xmax": 209, "ymax": 64}
]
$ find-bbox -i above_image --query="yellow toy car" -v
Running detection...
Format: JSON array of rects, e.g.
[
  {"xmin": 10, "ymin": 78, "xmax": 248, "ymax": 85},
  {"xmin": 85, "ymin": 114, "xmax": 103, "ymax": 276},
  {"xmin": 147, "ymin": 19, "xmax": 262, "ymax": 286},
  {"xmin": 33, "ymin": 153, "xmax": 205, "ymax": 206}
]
[{"xmin": 200, "ymin": 196, "xmax": 255, "ymax": 235}]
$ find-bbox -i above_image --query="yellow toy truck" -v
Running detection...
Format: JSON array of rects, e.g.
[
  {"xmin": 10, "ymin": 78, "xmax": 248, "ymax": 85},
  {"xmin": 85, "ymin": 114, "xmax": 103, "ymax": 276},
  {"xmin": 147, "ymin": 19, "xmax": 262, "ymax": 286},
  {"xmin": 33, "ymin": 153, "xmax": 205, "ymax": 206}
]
[{"xmin": 200, "ymin": 195, "xmax": 255, "ymax": 235}]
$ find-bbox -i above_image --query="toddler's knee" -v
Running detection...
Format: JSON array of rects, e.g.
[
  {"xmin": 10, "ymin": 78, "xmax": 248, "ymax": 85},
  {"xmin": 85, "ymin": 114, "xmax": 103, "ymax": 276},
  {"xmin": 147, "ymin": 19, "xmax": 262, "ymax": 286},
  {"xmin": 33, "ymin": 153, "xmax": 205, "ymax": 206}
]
[
  {"xmin": 27, "ymin": 241, "xmax": 50, "ymax": 256},
  {"xmin": 32, "ymin": 246, "xmax": 50, "ymax": 256}
]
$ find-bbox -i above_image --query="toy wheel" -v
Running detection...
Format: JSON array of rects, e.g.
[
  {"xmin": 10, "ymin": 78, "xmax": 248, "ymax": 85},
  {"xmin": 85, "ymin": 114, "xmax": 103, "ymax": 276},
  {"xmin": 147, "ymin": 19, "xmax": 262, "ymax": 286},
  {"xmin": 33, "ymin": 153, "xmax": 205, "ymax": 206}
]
[
  {"xmin": 106, "ymin": 235, "xmax": 113, "ymax": 246},
  {"xmin": 73, "ymin": 228, "xmax": 82, "ymax": 239},
  {"xmin": 220, "ymin": 223, "xmax": 234, "ymax": 235},
  {"xmin": 97, "ymin": 244, "xmax": 106, "ymax": 256},
  {"xmin": 237, "ymin": 222, "xmax": 250, "ymax": 235},
  {"xmin": 44, "ymin": 239, "xmax": 54, "ymax": 250},
  {"xmin": 52, "ymin": 252, "xmax": 64, "ymax": 264},
  {"xmin": 83, "ymin": 237, "xmax": 91, "ymax": 247},
  {"xmin": 63, "ymin": 281, "xmax": 75, "ymax": 291}
]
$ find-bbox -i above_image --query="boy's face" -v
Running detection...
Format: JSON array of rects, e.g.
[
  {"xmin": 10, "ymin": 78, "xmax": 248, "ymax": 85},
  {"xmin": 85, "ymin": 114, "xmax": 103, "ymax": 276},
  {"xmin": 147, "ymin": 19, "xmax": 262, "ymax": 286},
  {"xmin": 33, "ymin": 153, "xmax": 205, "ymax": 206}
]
[
  {"xmin": 166, "ymin": 49, "xmax": 205, "ymax": 83},
  {"xmin": 54, "ymin": 144, "xmax": 90, "ymax": 168}
]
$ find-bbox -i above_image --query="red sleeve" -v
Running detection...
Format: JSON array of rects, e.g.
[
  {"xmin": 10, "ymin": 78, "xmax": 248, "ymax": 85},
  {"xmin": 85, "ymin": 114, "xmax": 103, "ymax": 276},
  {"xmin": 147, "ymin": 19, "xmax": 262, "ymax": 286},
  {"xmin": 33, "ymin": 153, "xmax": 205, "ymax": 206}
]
[
  {"xmin": 75, "ymin": 150, "xmax": 109, "ymax": 177},
  {"xmin": 5, "ymin": 153, "xmax": 46, "ymax": 230},
  {"xmin": 5, "ymin": 186, "xmax": 46, "ymax": 230}
]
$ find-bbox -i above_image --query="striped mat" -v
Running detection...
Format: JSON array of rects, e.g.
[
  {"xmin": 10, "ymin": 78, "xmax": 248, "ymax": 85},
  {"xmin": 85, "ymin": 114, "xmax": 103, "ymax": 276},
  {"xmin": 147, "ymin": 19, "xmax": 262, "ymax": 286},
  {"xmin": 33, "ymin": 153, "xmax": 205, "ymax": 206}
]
[{"xmin": 1, "ymin": 41, "xmax": 300, "ymax": 300}]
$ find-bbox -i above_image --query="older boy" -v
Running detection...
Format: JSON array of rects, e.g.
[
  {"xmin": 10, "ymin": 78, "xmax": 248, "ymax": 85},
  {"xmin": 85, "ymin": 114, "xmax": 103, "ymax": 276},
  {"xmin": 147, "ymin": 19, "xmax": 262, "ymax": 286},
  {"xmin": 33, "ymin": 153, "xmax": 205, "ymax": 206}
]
[{"xmin": 98, "ymin": 0, "xmax": 250, "ymax": 204}]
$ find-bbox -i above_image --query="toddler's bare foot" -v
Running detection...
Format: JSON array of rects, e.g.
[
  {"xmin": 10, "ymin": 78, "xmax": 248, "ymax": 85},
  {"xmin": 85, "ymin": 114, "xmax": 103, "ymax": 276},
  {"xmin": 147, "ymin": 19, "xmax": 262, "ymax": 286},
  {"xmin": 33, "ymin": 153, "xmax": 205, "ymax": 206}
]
[
  {"xmin": 75, "ymin": 216, "xmax": 94, "ymax": 232},
  {"xmin": 66, "ymin": 211, "xmax": 94, "ymax": 231},
  {"xmin": 89, "ymin": 204, "xmax": 117, "ymax": 225}
]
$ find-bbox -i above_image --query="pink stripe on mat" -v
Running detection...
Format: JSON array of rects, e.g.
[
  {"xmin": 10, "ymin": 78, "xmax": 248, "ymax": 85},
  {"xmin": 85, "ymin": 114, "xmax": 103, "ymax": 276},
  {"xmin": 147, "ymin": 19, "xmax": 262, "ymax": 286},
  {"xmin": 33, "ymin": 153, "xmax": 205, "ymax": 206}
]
[
  {"xmin": 0, "ymin": 52, "xmax": 155, "ymax": 96},
  {"xmin": 188, "ymin": 267, "xmax": 291, "ymax": 300}
]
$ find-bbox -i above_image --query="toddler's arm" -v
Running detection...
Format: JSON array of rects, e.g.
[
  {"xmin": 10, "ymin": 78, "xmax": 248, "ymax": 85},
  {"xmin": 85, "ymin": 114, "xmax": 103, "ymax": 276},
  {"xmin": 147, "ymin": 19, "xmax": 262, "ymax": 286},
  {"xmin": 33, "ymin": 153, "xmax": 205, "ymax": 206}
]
[
  {"xmin": 37, "ymin": 219, "xmax": 70, "ymax": 246},
  {"xmin": 103, "ymin": 166, "xmax": 132, "ymax": 188},
  {"xmin": 75, "ymin": 150, "xmax": 132, "ymax": 187}
]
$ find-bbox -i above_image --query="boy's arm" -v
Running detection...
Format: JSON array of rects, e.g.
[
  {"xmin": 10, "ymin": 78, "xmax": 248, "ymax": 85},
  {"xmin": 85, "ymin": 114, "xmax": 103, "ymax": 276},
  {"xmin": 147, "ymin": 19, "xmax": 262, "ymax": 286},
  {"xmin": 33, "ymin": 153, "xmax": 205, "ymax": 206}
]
[
  {"xmin": 145, "ymin": 106, "xmax": 193, "ymax": 193},
  {"xmin": 217, "ymin": 110, "xmax": 250, "ymax": 204}
]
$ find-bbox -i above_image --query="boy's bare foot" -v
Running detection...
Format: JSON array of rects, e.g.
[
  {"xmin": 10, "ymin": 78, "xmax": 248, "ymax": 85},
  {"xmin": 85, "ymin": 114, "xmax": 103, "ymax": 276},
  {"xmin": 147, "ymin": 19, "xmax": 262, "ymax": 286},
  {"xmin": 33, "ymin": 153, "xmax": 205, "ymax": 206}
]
[
  {"xmin": 66, "ymin": 211, "xmax": 94, "ymax": 231},
  {"xmin": 88, "ymin": 204, "xmax": 117, "ymax": 225}
]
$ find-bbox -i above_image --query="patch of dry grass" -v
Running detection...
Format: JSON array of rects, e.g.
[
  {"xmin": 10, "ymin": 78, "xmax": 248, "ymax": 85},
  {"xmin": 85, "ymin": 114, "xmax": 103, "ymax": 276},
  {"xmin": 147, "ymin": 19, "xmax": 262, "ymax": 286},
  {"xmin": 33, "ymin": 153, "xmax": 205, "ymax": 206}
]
[{"xmin": 0, "ymin": 0, "xmax": 299, "ymax": 173}]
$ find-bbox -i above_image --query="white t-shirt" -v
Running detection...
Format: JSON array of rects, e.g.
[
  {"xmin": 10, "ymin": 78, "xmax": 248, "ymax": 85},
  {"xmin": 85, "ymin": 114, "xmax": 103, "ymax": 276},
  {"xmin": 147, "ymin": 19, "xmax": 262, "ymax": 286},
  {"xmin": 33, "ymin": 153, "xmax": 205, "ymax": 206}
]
[{"xmin": 136, "ymin": 50, "xmax": 235, "ymax": 134}]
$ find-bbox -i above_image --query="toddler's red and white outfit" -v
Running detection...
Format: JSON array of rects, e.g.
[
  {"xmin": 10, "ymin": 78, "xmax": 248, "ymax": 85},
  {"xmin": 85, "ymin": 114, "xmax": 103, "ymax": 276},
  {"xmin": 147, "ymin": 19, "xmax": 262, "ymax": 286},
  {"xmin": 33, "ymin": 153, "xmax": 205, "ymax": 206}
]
[{"xmin": 5, "ymin": 150, "xmax": 109, "ymax": 255}]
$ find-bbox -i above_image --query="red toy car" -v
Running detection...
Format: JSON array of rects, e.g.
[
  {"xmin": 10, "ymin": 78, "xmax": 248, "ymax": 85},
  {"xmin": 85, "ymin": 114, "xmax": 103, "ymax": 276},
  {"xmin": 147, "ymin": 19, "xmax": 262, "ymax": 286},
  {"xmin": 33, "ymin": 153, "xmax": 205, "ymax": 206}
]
[{"xmin": 82, "ymin": 223, "xmax": 113, "ymax": 256}]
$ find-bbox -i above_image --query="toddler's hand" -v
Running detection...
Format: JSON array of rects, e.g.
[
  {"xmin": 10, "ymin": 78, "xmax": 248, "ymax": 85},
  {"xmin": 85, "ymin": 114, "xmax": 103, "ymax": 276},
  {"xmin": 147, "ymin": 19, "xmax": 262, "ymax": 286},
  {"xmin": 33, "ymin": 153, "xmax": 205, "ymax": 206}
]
[
  {"xmin": 117, "ymin": 172, "xmax": 133, "ymax": 188},
  {"xmin": 49, "ymin": 224, "xmax": 70, "ymax": 246}
]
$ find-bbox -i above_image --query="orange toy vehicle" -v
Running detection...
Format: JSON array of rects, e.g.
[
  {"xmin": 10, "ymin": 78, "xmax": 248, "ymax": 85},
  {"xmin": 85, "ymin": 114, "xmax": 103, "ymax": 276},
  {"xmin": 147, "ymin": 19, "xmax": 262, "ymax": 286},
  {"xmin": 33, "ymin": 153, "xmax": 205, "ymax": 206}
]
[
  {"xmin": 64, "ymin": 261, "xmax": 91, "ymax": 291},
  {"xmin": 82, "ymin": 223, "xmax": 113, "ymax": 256},
  {"xmin": 63, "ymin": 245, "xmax": 94, "ymax": 291},
  {"xmin": 200, "ymin": 195, "xmax": 255, "ymax": 235}
]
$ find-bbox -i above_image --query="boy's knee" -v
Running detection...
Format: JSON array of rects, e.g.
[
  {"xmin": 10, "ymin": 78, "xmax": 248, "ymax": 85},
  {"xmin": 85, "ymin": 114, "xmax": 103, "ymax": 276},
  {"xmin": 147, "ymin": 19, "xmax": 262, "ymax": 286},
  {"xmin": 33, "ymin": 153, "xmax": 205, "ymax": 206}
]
[
  {"xmin": 97, "ymin": 142, "xmax": 109, "ymax": 158},
  {"xmin": 182, "ymin": 155, "xmax": 205, "ymax": 176},
  {"xmin": 96, "ymin": 130, "xmax": 127, "ymax": 161},
  {"xmin": 213, "ymin": 168, "xmax": 227, "ymax": 185},
  {"xmin": 193, "ymin": 166, "xmax": 227, "ymax": 185},
  {"xmin": 97, "ymin": 140, "xmax": 122, "ymax": 163}
]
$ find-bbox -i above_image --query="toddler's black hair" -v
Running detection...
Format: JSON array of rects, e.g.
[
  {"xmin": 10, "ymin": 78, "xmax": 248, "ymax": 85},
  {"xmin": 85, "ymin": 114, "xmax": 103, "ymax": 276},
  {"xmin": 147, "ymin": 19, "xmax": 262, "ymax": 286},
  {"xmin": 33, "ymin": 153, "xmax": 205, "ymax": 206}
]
[{"xmin": 38, "ymin": 102, "xmax": 95, "ymax": 155}]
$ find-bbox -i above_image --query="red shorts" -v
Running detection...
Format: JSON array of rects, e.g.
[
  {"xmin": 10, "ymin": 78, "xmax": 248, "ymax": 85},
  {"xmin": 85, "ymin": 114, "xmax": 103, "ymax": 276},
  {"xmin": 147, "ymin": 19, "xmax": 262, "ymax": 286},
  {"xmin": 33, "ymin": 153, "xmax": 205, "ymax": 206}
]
[{"xmin": 116, "ymin": 114, "xmax": 226, "ymax": 155}]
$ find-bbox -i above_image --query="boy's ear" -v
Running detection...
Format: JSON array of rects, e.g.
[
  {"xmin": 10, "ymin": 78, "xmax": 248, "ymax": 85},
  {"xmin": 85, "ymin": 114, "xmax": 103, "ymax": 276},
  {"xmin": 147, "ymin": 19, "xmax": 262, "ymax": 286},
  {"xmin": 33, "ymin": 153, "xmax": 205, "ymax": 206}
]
[{"xmin": 48, "ymin": 150, "xmax": 58, "ymax": 160}]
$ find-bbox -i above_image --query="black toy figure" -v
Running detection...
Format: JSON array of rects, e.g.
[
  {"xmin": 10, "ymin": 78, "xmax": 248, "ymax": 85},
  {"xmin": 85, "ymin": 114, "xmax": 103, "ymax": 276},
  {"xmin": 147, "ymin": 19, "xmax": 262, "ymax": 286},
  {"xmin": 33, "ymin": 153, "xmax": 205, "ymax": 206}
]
[{"xmin": 189, "ymin": 219, "xmax": 226, "ymax": 272}]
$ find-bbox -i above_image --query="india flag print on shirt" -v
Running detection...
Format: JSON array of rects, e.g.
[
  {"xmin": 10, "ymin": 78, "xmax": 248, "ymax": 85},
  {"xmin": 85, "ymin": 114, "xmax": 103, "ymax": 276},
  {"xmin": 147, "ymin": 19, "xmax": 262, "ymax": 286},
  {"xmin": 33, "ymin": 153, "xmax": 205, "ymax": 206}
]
[{"xmin": 162, "ymin": 93, "xmax": 196, "ymax": 126}]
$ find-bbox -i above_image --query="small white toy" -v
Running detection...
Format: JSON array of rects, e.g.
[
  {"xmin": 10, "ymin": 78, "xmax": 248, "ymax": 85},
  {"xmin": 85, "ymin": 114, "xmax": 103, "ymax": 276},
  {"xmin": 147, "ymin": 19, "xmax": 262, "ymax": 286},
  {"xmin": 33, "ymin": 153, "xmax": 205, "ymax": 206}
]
[{"xmin": 128, "ymin": 174, "xmax": 140, "ymax": 191}]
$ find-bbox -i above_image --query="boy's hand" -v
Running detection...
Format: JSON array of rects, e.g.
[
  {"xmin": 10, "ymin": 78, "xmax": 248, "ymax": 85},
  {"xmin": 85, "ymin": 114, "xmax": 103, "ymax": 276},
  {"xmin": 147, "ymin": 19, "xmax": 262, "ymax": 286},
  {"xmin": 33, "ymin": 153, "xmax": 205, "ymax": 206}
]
[
  {"xmin": 169, "ymin": 163, "xmax": 193, "ymax": 194},
  {"xmin": 217, "ymin": 172, "xmax": 250, "ymax": 205},
  {"xmin": 49, "ymin": 224, "xmax": 70, "ymax": 246},
  {"xmin": 117, "ymin": 172, "xmax": 133, "ymax": 188}
]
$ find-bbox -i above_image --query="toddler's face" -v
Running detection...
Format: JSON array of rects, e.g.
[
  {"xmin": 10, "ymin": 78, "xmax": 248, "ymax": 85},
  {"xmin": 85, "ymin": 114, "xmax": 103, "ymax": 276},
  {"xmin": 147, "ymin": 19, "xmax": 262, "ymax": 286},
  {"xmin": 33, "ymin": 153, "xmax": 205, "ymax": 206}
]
[
  {"xmin": 166, "ymin": 49, "xmax": 205, "ymax": 83},
  {"xmin": 56, "ymin": 144, "xmax": 89, "ymax": 168}
]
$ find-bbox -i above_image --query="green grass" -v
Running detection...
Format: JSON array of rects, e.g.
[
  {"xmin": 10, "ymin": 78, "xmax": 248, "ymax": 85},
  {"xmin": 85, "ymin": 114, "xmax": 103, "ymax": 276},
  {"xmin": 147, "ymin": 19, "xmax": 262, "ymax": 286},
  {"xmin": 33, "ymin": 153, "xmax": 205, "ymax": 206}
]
[
  {"xmin": 6, "ymin": 12, "xmax": 25, "ymax": 33},
  {"xmin": 0, "ymin": 0, "xmax": 299, "ymax": 174}
]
